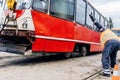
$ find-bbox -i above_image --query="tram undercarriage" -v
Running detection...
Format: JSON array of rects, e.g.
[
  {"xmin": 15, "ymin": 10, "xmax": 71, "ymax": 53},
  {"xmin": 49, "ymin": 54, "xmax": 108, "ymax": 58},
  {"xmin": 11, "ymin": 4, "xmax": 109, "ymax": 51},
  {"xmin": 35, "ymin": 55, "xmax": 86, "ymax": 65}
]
[{"xmin": 0, "ymin": 29, "xmax": 35, "ymax": 54}]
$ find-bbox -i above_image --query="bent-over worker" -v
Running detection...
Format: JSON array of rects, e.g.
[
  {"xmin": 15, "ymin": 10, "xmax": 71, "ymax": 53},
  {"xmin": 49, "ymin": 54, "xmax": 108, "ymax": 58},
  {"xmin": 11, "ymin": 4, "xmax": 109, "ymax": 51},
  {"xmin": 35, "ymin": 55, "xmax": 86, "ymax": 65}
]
[{"xmin": 89, "ymin": 13, "xmax": 120, "ymax": 77}]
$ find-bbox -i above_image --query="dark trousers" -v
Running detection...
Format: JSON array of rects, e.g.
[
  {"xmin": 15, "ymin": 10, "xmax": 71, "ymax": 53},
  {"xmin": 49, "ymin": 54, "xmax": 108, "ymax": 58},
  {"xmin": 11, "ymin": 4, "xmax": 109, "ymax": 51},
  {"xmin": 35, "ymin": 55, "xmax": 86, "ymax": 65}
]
[{"xmin": 102, "ymin": 39, "xmax": 120, "ymax": 69}]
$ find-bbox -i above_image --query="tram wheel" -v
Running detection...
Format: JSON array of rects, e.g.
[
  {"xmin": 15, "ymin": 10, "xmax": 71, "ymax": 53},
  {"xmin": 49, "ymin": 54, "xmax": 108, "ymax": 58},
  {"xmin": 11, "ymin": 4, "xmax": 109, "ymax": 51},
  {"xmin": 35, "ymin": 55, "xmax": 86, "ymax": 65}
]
[
  {"xmin": 80, "ymin": 46, "xmax": 88, "ymax": 57},
  {"xmin": 63, "ymin": 52, "xmax": 72, "ymax": 58}
]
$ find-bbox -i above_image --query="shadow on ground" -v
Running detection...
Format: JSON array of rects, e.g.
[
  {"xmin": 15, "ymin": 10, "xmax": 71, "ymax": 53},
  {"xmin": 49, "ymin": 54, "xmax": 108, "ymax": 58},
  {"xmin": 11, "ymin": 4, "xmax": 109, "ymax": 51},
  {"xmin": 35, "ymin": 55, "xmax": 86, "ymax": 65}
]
[{"xmin": 0, "ymin": 52, "xmax": 101, "ymax": 68}]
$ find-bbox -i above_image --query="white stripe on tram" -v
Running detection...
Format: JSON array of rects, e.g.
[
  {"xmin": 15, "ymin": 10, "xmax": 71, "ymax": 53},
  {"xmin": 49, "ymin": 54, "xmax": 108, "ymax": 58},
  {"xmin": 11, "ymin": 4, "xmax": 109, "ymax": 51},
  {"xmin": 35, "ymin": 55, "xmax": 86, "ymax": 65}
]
[{"xmin": 36, "ymin": 35, "xmax": 101, "ymax": 45}]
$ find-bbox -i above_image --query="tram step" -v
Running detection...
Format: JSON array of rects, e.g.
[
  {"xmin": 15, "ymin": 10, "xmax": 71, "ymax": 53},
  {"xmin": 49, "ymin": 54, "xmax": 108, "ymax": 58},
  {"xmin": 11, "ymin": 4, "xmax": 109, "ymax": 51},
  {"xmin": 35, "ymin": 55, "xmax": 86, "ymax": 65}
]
[
  {"xmin": 0, "ymin": 43, "xmax": 26, "ymax": 54},
  {"xmin": 3, "ymin": 24, "xmax": 17, "ymax": 27}
]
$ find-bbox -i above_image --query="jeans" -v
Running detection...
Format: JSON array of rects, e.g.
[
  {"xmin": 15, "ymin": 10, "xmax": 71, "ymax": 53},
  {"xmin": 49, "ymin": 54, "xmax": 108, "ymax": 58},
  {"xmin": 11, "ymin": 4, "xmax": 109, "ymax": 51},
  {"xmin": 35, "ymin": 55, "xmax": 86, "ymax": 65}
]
[{"xmin": 102, "ymin": 39, "xmax": 120, "ymax": 70}]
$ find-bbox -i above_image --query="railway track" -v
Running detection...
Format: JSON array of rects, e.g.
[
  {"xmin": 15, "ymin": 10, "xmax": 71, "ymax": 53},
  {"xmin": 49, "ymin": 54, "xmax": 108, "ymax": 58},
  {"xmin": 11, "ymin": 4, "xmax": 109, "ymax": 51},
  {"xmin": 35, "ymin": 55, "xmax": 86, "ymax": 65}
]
[
  {"xmin": 83, "ymin": 69, "xmax": 102, "ymax": 80},
  {"xmin": 83, "ymin": 59, "xmax": 120, "ymax": 80}
]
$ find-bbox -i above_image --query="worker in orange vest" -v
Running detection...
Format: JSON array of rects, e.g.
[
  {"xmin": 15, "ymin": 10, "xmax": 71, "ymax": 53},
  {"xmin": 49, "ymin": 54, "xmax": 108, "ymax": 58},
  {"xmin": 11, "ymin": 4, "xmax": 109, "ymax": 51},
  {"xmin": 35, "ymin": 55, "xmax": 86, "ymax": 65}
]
[{"xmin": 89, "ymin": 13, "xmax": 120, "ymax": 77}]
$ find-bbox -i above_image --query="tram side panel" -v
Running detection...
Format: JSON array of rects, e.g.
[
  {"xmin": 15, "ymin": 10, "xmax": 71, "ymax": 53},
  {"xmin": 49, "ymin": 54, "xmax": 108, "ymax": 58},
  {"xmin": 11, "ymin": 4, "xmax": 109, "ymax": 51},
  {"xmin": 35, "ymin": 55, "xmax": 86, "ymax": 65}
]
[{"xmin": 31, "ymin": 11, "xmax": 75, "ymax": 53}]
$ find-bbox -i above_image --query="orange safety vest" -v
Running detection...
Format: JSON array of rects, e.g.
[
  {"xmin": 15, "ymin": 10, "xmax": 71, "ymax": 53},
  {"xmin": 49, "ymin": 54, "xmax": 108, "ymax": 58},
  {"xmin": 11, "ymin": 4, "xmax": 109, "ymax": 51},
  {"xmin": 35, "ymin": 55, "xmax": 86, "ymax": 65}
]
[{"xmin": 100, "ymin": 29, "xmax": 120, "ymax": 48}]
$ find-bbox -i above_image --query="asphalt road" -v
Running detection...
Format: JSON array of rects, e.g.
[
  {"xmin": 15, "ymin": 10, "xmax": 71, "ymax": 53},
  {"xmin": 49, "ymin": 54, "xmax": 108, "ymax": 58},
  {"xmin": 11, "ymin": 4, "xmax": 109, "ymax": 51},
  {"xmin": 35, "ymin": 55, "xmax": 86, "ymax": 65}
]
[{"xmin": 0, "ymin": 51, "xmax": 120, "ymax": 80}]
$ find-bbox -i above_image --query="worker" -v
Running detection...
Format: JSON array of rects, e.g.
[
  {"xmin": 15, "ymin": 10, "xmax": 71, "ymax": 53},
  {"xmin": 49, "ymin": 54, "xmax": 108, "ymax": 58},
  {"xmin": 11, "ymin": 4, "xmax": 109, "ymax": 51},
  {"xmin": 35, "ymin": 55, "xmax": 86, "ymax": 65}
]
[{"xmin": 89, "ymin": 13, "xmax": 120, "ymax": 77}]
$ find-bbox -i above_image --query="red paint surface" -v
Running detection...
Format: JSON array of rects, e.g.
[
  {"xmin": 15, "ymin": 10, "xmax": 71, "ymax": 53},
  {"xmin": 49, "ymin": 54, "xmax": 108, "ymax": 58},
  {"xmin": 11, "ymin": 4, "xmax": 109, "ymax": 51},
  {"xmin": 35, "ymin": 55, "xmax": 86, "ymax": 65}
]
[
  {"xmin": 27, "ymin": 10, "xmax": 101, "ymax": 52},
  {"xmin": 4, "ymin": 10, "xmax": 25, "ymax": 18}
]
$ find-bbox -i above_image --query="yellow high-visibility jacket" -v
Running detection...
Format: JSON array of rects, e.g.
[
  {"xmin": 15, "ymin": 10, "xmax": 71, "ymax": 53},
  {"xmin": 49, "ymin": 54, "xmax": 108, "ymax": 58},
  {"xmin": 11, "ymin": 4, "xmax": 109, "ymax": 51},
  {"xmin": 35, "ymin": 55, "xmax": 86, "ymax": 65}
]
[{"xmin": 100, "ymin": 29, "xmax": 120, "ymax": 48}]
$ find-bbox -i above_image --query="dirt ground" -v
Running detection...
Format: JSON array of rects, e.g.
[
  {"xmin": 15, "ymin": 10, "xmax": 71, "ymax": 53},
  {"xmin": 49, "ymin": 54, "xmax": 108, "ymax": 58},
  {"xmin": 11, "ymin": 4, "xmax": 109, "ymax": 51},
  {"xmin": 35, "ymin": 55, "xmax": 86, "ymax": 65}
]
[{"xmin": 0, "ymin": 51, "xmax": 120, "ymax": 80}]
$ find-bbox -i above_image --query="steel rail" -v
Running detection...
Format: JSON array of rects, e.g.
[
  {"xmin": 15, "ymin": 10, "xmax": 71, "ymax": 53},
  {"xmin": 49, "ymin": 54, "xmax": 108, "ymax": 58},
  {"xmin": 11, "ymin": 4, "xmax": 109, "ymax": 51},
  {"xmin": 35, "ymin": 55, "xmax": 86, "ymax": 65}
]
[{"xmin": 83, "ymin": 59, "xmax": 120, "ymax": 80}]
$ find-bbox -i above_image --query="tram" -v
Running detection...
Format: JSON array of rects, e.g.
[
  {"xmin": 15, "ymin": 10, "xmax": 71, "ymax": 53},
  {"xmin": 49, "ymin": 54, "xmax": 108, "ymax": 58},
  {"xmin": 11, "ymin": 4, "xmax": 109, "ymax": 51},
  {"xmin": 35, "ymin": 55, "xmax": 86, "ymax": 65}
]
[{"xmin": 0, "ymin": 0, "xmax": 111, "ymax": 58}]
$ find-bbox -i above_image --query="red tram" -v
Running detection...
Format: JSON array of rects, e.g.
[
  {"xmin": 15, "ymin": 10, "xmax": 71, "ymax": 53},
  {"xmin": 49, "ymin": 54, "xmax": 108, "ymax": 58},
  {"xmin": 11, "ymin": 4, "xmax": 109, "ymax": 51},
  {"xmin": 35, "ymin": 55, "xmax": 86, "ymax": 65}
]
[{"xmin": 0, "ymin": 0, "xmax": 111, "ymax": 58}]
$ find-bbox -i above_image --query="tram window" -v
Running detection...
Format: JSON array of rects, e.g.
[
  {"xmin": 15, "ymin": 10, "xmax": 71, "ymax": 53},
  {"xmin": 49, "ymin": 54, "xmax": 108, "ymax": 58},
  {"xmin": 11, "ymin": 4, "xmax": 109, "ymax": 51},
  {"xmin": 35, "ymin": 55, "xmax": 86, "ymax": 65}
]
[
  {"xmin": 95, "ymin": 11, "xmax": 100, "ymax": 22},
  {"xmin": 0, "ymin": 0, "xmax": 3, "ymax": 7},
  {"xmin": 107, "ymin": 21, "xmax": 110, "ymax": 28},
  {"xmin": 104, "ymin": 20, "xmax": 107, "ymax": 28},
  {"xmin": 107, "ymin": 23, "xmax": 110, "ymax": 28},
  {"xmin": 4, "ymin": 0, "xmax": 32, "ymax": 10},
  {"xmin": 50, "ymin": 0, "xmax": 74, "ymax": 21},
  {"xmin": 76, "ymin": 0, "xmax": 86, "ymax": 25},
  {"xmin": 32, "ymin": 0, "xmax": 48, "ymax": 13},
  {"xmin": 94, "ymin": 11, "xmax": 100, "ymax": 31},
  {"xmin": 101, "ymin": 16, "xmax": 104, "ymax": 27},
  {"xmin": 105, "ymin": 20, "xmax": 110, "ymax": 28},
  {"xmin": 86, "ymin": 4, "xmax": 94, "ymax": 30},
  {"xmin": 16, "ymin": 0, "xmax": 32, "ymax": 9}
]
